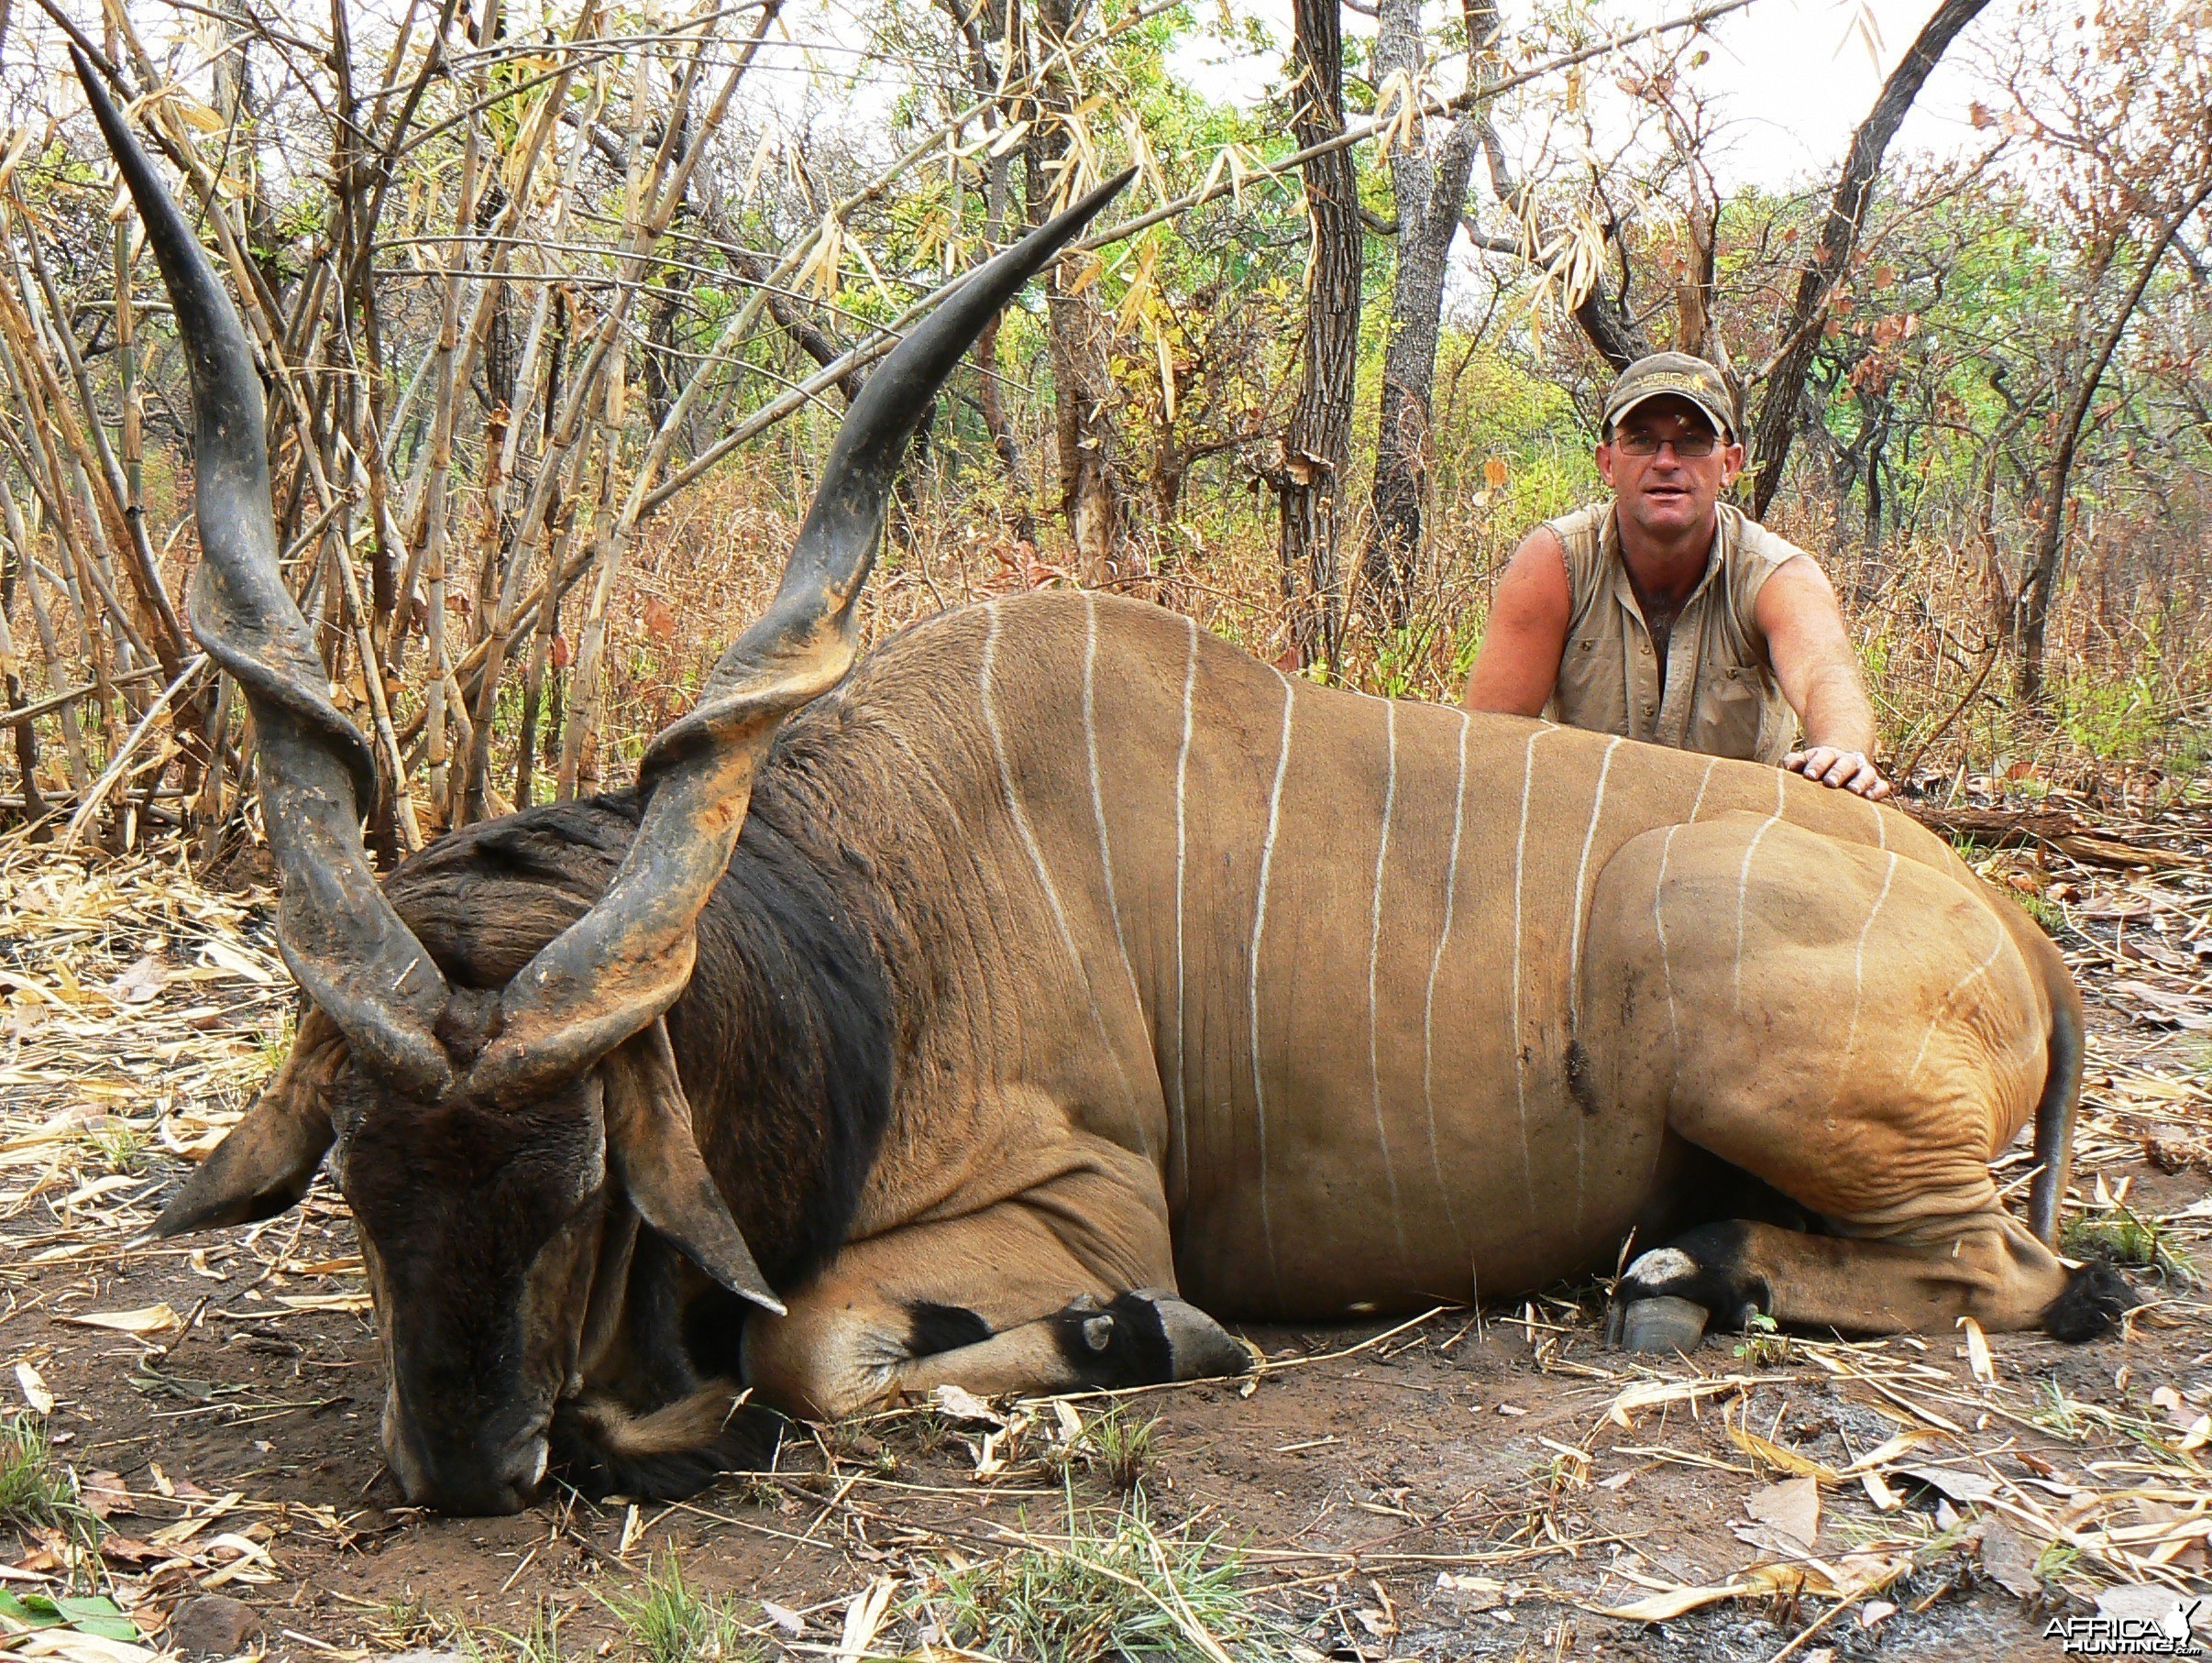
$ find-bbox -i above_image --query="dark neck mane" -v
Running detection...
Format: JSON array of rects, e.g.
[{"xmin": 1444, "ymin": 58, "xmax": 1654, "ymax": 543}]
[{"xmin": 383, "ymin": 787, "xmax": 895, "ymax": 1296}]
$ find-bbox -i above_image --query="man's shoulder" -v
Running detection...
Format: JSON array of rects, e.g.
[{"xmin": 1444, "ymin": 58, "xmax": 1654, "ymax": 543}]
[
  {"xmin": 1725, "ymin": 504, "xmax": 1820, "ymax": 576},
  {"xmin": 1543, "ymin": 501, "xmax": 1610, "ymax": 539}
]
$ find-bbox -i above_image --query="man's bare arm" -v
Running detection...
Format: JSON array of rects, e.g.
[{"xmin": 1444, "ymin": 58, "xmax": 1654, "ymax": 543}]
[
  {"xmin": 1463, "ymin": 530, "xmax": 1572, "ymax": 718},
  {"xmin": 1756, "ymin": 556, "xmax": 1891, "ymax": 799}
]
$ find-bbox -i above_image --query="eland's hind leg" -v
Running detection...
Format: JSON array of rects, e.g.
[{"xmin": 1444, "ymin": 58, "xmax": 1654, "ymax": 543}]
[{"xmin": 1584, "ymin": 813, "xmax": 2132, "ymax": 1347}]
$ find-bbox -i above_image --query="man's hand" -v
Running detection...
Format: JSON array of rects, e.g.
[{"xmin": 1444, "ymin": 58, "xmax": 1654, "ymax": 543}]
[
  {"xmin": 1758, "ymin": 558, "xmax": 1890, "ymax": 800},
  {"xmin": 1782, "ymin": 745, "xmax": 1891, "ymax": 799}
]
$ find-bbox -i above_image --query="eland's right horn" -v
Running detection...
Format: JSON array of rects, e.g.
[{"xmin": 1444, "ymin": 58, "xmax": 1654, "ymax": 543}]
[{"xmin": 74, "ymin": 50, "xmax": 455, "ymax": 1098}]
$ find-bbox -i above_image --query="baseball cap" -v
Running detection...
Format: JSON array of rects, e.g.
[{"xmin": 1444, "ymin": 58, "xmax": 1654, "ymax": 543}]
[{"xmin": 1602, "ymin": 351, "xmax": 1737, "ymax": 441}]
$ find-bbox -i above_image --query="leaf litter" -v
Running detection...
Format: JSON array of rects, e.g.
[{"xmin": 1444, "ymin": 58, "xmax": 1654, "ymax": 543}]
[{"xmin": 0, "ymin": 815, "xmax": 2202, "ymax": 1657}]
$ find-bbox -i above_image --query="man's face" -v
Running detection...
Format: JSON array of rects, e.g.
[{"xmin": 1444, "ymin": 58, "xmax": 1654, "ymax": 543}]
[{"xmin": 1595, "ymin": 395, "xmax": 1744, "ymax": 544}]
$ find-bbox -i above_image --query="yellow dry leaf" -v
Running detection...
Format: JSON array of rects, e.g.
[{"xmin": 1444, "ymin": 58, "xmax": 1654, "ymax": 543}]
[
  {"xmin": 1838, "ymin": 1427, "xmax": 1945, "ymax": 1474},
  {"xmin": 274, "ymin": 1293, "xmax": 373, "ymax": 1314},
  {"xmin": 1728, "ymin": 1424, "xmax": 1842, "ymax": 1485},
  {"xmin": 1604, "ymin": 1374, "xmax": 1757, "ymax": 1428},
  {"xmin": 198, "ymin": 940, "xmax": 275, "ymax": 985},
  {"xmin": 61, "ymin": 1305, "xmax": 181, "ymax": 1336},
  {"xmin": 15, "ymin": 1360, "xmax": 53, "ymax": 1415},
  {"xmin": 1960, "ymin": 1316, "xmax": 1996, "ymax": 1385}
]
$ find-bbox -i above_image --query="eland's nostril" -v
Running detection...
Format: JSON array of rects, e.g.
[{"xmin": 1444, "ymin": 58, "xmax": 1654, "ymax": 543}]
[{"xmin": 504, "ymin": 1435, "xmax": 549, "ymax": 1493}]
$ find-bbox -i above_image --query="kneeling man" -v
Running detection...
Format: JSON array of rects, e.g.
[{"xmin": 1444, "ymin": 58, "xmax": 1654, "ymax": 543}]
[{"xmin": 1463, "ymin": 352, "xmax": 1889, "ymax": 799}]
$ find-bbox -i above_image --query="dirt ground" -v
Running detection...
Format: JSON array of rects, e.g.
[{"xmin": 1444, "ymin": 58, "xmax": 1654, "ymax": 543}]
[{"xmin": 2, "ymin": 794, "xmax": 2209, "ymax": 1661}]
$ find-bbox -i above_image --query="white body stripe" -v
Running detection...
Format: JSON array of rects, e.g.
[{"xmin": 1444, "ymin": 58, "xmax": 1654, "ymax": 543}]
[
  {"xmin": 1906, "ymin": 913, "xmax": 2012, "ymax": 1085},
  {"xmin": 981, "ymin": 605, "xmax": 1128, "ymax": 1093},
  {"xmin": 1422, "ymin": 711, "xmax": 1471, "ymax": 1242},
  {"xmin": 1732, "ymin": 772, "xmax": 1790, "ymax": 1013},
  {"xmin": 1838, "ymin": 852, "xmax": 1902, "ymax": 1081},
  {"xmin": 1366, "ymin": 699, "xmax": 1406, "ymax": 1262},
  {"xmin": 1171, "ymin": 615, "xmax": 1198, "ymax": 1189},
  {"xmin": 1653, "ymin": 821, "xmax": 1684, "ymax": 1085},
  {"xmin": 1083, "ymin": 597, "xmax": 1146, "ymax": 1022},
  {"xmin": 1687, "ymin": 754, "xmax": 1721, "ymax": 821},
  {"xmin": 1565, "ymin": 735, "xmax": 1624, "ymax": 1232},
  {"xmin": 1566, "ymin": 735, "xmax": 1625, "ymax": 1023},
  {"xmin": 1249, "ymin": 667, "xmax": 1297, "ymax": 1298},
  {"xmin": 1508, "ymin": 725, "xmax": 1549, "ymax": 1203}
]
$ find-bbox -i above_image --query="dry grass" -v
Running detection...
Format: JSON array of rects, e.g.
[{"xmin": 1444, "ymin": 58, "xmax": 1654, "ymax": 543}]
[{"xmin": 535, "ymin": 461, "xmax": 2212, "ymax": 827}]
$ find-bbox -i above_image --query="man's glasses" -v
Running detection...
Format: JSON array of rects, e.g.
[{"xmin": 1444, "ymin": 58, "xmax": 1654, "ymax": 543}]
[{"xmin": 1612, "ymin": 430, "xmax": 1722, "ymax": 457}]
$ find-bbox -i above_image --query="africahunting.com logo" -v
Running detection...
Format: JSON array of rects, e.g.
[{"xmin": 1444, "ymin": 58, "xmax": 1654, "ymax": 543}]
[{"xmin": 2048, "ymin": 1594, "xmax": 2205, "ymax": 1655}]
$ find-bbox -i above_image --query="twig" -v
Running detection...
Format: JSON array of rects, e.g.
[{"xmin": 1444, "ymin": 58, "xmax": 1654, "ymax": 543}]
[{"xmin": 59, "ymin": 653, "xmax": 209, "ymax": 848}]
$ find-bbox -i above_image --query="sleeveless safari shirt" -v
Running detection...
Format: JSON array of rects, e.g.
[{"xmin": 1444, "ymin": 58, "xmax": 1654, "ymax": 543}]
[{"xmin": 1542, "ymin": 501, "xmax": 1803, "ymax": 765}]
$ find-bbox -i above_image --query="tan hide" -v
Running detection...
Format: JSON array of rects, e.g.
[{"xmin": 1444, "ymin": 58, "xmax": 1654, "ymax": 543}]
[{"xmin": 754, "ymin": 591, "xmax": 2060, "ymax": 1322}]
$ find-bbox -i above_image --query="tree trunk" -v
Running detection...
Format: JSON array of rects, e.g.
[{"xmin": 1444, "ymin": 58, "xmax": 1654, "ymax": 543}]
[
  {"xmin": 1277, "ymin": 0, "xmax": 1360, "ymax": 669},
  {"xmin": 1026, "ymin": 0, "xmax": 1125, "ymax": 584},
  {"xmin": 2016, "ymin": 173, "xmax": 2212, "ymax": 697},
  {"xmin": 1365, "ymin": 0, "xmax": 1493, "ymax": 627},
  {"xmin": 1747, "ymin": 0, "xmax": 1989, "ymax": 518},
  {"xmin": 942, "ymin": 0, "xmax": 1039, "ymax": 542},
  {"xmin": 1464, "ymin": 121, "xmax": 1651, "ymax": 371}
]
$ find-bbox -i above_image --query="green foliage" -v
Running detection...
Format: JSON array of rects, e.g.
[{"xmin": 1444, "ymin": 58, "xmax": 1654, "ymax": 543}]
[
  {"xmin": 1052, "ymin": 1406, "xmax": 1160, "ymax": 1493},
  {"xmin": 0, "ymin": 1417, "xmax": 94, "ymax": 1541},
  {"xmin": 1731, "ymin": 1311, "xmax": 1792, "ymax": 1367},
  {"xmin": 911, "ymin": 1503, "xmax": 1271, "ymax": 1661},
  {"xmin": 0, "ymin": 1591, "xmax": 140, "ymax": 1644},
  {"xmin": 463, "ymin": 1600, "xmax": 570, "ymax": 1663},
  {"xmin": 2061, "ymin": 1206, "xmax": 2196, "ymax": 1284},
  {"xmin": 604, "ymin": 1554, "xmax": 761, "ymax": 1663}
]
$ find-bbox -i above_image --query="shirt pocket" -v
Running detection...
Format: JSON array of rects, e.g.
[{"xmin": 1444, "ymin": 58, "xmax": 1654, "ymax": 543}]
[{"xmin": 1694, "ymin": 666, "xmax": 1766, "ymax": 761}]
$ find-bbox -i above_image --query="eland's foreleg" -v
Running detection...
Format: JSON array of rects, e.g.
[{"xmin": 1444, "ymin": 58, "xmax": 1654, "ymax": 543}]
[{"xmin": 742, "ymin": 1168, "xmax": 1251, "ymax": 1419}]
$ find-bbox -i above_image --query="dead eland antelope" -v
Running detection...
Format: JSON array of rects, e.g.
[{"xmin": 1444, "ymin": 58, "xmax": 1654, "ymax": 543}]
[{"xmin": 83, "ymin": 54, "xmax": 2129, "ymax": 1517}]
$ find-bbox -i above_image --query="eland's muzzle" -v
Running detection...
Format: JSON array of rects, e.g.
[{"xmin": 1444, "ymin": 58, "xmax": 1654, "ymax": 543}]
[{"xmin": 384, "ymin": 1393, "xmax": 550, "ymax": 1515}]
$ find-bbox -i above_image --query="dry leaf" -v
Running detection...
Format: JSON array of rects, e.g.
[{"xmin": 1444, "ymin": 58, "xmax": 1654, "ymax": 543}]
[
  {"xmin": 1960, "ymin": 1316, "xmax": 1996, "ymax": 1385},
  {"xmin": 10, "ymin": 1635, "xmax": 156, "ymax": 1663},
  {"xmin": 1728, "ymin": 1424, "xmax": 1841, "ymax": 1484},
  {"xmin": 932, "ymin": 1383, "xmax": 1006, "ymax": 1426},
  {"xmin": 1435, "ymin": 1572, "xmax": 1505, "ymax": 1611},
  {"xmin": 14, "ymin": 1361, "xmax": 52, "ymax": 1415},
  {"xmin": 1894, "ymin": 1464, "xmax": 1998, "ymax": 1504},
  {"xmin": 59, "ymin": 1305, "xmax": 180, "ymax": 1337},
  {"xmin": 1605, "ymin": 1374, "xmax": 1759, "ymax": 1428},
  {"xmin": 272, "ymin": 1293, "xmax": 372, "ymax": 1314},
  {"xmin": 1977, "ymin": 1517, "xmax": 2043, "ymax": 1598},
  {"xmin": 78, "ymin": 1472, "xmax": 131, "ymax": 1519},
  {"xmin": 834, "ymin": 1577, "xmax": 897, "ymax": 1662},
  {"xmin": 1745, "ymin": 1478, "xmax": 1821, "ymax": 1551},
  {"xmin": 1600, "ymin": 1580, "xmax": 1748, "ymax": 1622}
]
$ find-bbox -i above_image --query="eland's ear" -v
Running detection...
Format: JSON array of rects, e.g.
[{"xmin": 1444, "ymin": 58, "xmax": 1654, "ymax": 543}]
[
  {"xmin": 601, "ymin": 1020, "xmax": 784, "ymax": 1316},
  {"xmin": 153, "ymin": 1007, "xmax": 343, "ymax": 1237}
]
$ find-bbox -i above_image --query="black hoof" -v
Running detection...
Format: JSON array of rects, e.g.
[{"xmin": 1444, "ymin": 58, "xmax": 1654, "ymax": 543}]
[
  {"xmin": 1612, "ymin": 1295, "xmax": 1710, "ymax": 1354},
  {"xmin": 2041, "ymin": 1260, "xmax": 2139, "ymax": 1342},
  {"xmin": 1614, "ymin": 1227, "xmax": 1767, "ymax": 1333}
]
